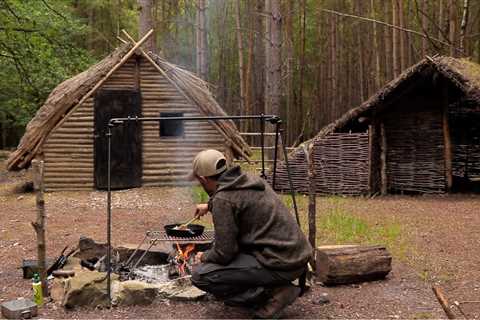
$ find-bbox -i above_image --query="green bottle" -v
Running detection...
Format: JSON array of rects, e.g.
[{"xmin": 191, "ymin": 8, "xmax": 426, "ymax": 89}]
[{"xmin": 32, "ymin": 272, "xmax": 43, "ymax": 306}]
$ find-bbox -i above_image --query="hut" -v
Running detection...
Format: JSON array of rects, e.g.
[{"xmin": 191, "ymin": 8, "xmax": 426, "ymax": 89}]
[
  {"xmin": 272, "ymin": 56, "xmax": 480, "ymax": 195},
  {"xmin": 7, "ymin": 41, "xmax": 251, "ymax": 191}
]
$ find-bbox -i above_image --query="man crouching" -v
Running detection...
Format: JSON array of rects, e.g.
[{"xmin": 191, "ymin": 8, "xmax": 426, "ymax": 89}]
[{"xmin": 188, "ymin": 149, "xmax": 312, "ymax": 319}]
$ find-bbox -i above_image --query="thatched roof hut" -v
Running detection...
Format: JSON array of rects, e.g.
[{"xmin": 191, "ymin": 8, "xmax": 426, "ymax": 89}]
[
  {"xmin": 272, "ymin": 56, "xmax": 480, "ymax": 195},
  {"xmin": 7, "ymin": 43, "xmax": 251, "ymax": 191}
]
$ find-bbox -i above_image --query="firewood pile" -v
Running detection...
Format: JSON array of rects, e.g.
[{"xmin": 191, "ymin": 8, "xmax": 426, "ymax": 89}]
[{"xmin": 384, "ymin": 111, "xmax": 446, "ymax": 193}]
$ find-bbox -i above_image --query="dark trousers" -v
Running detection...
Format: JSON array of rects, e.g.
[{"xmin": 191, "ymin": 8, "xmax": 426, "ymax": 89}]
[{"xmin": 191, "ymin": 253, "xmax": 305, "ymax": 306}]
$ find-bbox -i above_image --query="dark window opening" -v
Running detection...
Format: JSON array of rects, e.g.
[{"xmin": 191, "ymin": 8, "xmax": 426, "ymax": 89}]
[{"xmin": 160, "ymin": 112, "xmax": 184, "ymax": 137}]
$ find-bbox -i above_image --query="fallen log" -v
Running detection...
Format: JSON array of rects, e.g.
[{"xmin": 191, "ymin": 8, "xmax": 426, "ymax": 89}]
[{"xmin": 315, "ymin": 244, "xmax": 392, "ymax": 285}]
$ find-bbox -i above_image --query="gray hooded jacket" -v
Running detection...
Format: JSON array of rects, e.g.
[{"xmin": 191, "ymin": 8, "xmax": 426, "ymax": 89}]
[{"xmin": 201, "ymin": 166, "xmax": 312, "ymax": 271}]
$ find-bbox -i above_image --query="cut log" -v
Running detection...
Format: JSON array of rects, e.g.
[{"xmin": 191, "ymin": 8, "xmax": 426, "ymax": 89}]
[{"xmin": 315, "ymin": 244, "xmax": 392, "ymax": 285}]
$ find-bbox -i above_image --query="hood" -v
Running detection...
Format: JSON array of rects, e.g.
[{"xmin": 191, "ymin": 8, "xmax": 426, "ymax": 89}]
[{"xmin": 216, "ymin": 166, "xmax": 266, "ymax": 193}]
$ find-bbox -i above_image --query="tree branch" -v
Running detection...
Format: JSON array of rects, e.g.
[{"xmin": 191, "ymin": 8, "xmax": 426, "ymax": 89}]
[{"xmin": 321, "ymin": 8, "xmax": 465, "ymax": 55}]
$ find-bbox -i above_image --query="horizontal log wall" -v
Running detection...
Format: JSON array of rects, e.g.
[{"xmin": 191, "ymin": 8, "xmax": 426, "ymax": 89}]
[
  {"xmin": 139, "ymin": 57, "xmax": 225, "ymax": 186},
  {"xmin": 43, "ymin": 55, "xmax": 225, "ymax": 190},
  {"xmin": 43, "ymin": 59, "xmax": 137, "ymax": 191},
  {"xmin": 383, "ymin": 110, "xmax": 445, "ymax": 193}
]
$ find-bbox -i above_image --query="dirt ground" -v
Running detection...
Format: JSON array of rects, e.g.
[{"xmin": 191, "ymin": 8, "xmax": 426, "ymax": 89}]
[{"xmin": 1, "ymin": 160, "xmax": 480, "ymax": 319}]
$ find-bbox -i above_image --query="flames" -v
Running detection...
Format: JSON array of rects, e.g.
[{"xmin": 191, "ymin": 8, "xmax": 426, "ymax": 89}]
[{"xmin": 174, "ymin": 243, "xmax": 196, "ymax": 276}]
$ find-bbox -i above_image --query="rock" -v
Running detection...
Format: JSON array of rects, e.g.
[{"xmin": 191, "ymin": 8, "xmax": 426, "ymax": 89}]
[
  {"xmin": 56, "ymin": 270, "xmax": 119, "ymax": 309},
  {"xmin": 169, "ymin": 286, "xmax": 206, "ymax": 301},
  {"xmin": 112, "ymin": 280, "xmax": 158, "ymax": 306},
  {"xmin": 313, "ymin": 293, "xmax": 330, "ymax": 305}
]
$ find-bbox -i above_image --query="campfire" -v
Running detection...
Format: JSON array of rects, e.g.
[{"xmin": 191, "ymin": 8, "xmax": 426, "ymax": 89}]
[{"xmin": 49, "ymin": 232, "xmax": 213, "ymax": 308}]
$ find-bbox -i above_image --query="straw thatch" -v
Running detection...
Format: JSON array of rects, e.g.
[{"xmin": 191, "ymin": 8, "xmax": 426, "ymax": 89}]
[{"xmin": 7, "ymin": 44, "xmax": 251, "ymax": 171}]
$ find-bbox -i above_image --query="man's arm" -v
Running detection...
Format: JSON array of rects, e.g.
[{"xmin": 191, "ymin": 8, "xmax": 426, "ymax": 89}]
[{"xmin": 201, "ymin": 197, "xmax": 239, "ymax": 265}]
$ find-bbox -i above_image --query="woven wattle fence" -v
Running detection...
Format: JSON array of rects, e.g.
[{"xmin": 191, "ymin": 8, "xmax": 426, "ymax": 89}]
[
  {"xmin": 384, "ymin": 110, "xmax": 445, "ymax": 193},
  {"xmin": 270, "ymin": 132, "xmax": 369, "ymax": 195},
  {"xmin": 313, "ymin": 133, "xmax": 369, "ymax": 195}
]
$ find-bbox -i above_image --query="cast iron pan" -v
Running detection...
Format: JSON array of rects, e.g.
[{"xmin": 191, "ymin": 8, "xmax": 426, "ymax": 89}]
[{"xmin": 164, "ymin": 224, "xmax": 205, "ymax": 238}]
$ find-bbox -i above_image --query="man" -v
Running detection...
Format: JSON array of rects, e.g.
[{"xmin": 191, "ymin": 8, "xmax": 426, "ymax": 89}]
[{"xmin": 188, "ymin": 149, "xmax": 312, "ymax": 319}]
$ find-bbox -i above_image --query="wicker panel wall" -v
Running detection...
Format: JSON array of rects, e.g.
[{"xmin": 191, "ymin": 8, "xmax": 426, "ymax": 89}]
[
  {"xmin": 383, "ymin": 110, "xmax": 445, "ymax": 193},
  {"xmin": 271, "ymin": 132, "xmax": 369, "ymax": 195},
  {"xmin": 313, "ymin": 133, "xmax": 369, "ymax": 195}
]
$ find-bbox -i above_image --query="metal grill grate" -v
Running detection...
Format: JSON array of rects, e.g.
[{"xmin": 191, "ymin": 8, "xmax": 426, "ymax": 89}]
[{"xmin": 146, "ymin": 230, "xmax": 215, "ymax": 244}]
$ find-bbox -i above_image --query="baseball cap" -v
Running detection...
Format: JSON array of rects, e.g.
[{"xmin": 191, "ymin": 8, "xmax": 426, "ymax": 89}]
[{"xmin": 188, "ymin": 149, "xmax": 227, "ymax": 180}]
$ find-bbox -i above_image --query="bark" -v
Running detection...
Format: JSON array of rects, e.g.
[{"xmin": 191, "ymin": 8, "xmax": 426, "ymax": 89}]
[
  {"xmin": 284, "ymin": 0, "xmax": 295, "ymax": 144},
  {"xmin": 316, "ymin": 245, "xmax": 392, "ymax": 285},
  {"xmin": 196, "ymin": 0, "xmax": 208, "ymax": 79},
  {"xmin": 138, "ymin": 0, "xmax": 156, "ymax": 53},
  {"xmin": 460, "ymin": 0, "xmax": 470, "ymax": 54},
  {"xmin": 449, "ymin": 0, "xmax": 457, "ymax": 57},
  {"xmin": 371, "ymin": 0, "xmax": 381, "ymax": 90},
  {"xmin": 265, "ymin": 0, "xmax": 281, "ymax": 117},
  {"xmin": 234, "ymin": 0, "xmax": 246, "ymax": 124},
  {"xmin": 384, "ymin": 0, "xmax": 393, "ymax": 81},
  {"xmin": 32, "ymin": 159, "xmax": 48, "ymax": 296},
  {"xmin": 392, "ymin": 0, "xmax": 400, "ymax": 77},
  {"xmin": 421, "ymin": 0, "xmax": 428, "ymax": 56}
]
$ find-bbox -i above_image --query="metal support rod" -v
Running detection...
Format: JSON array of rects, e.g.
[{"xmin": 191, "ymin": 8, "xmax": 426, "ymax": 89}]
[
  {"xmin": 272, "ymin": 121, "xmax": 281, "ymax": 189},
  {"xmin": 108, "ymin": 114, "xmax": 280, "ymax": 126},
  {"xmin": 279, "ymin": 129, "xmax": 300, "ymax": 226},
  {"xmin": 106, "ymin": 125, "xmax": 112, "ymax": 305},
  {"xmin": 260, "ymin": 114, "xmax": 266, "ymax": 179}
]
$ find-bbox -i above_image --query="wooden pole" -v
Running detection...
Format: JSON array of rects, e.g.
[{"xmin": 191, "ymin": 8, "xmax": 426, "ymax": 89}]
[
  {"xmin": 32, "ymin": 159, "xmax": 48, "ymax": 297},
  {"xmin": 368, "ymin": 124, "xmax": 374, "ymax": 194},
  {"xmin": 432, "ymin": 285, "xmax": 456, "ymax": 319},
  {"xmin": 443, "ymin": 80, "xmax": 453, "ymax": 192},
  {"xmin": 303, "ymin": 144, "xmax": 316, "ymax": 252},
  {"xmin": 380, "ymin": 122, "xmax": 388, "ymax": 195}
]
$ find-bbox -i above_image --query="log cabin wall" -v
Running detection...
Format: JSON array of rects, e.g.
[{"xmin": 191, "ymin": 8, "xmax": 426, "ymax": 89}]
[
  {"xmin": 42, "ymin": 55, "xmax": 225, "ymax": 191},
  {"xmin": 138, "ymin": 57, "xmax": 224, "ymax": 186}
]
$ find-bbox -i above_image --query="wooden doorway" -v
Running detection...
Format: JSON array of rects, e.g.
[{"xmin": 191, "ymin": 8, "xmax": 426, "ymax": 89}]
[{"xmin": 94, "ymin": 90, "xmax": 142, "ymax": 190}]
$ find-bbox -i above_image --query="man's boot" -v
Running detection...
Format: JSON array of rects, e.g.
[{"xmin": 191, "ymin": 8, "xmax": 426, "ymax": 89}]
[{"xmin": 253, "ymin": 285, "xmax": 301, "ymax": 319}]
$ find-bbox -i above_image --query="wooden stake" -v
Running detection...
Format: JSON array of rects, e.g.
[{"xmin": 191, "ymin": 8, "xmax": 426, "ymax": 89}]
[
  {"xmin": 432, "ymin": 285, "xmax": 456, "ymax": 319},
  {"xmin": 368, "ymin": 124, "xmax": 374, "ymax": 194},
  {"xmin": 442, "ymin": 80, "xmax": 453, "ymax": 191},
  {"xmin": 32, "ymin": 159, "xmax": 48, "ymax": 297},
  {"xmin": 303, "ymin": 143, "xmax": 316, "ymax": 253},
  {"xmin": 380, "ymin": 122, "xmax": 388, "ymax": 195}
]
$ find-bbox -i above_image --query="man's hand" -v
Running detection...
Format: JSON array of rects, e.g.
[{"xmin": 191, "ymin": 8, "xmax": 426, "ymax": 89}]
[
  {"xmin": 194, "ymin": 203, "xmax": 209, "ymax": 219},
  {"xmin": 194, "ymin": 251, "xmax": 204, "ymax": 264}
]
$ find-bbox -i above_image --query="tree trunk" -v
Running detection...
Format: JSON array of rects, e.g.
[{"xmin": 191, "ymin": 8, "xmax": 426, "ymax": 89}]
[
  {"xmin": 384, "ymin": 0, "xmax": 393, "ymax": 81},
  {"xmin": 371, "ymin": 0, "xmax": 381, "ymax": 90},
  {"xmin": 392, "ymin": 0, "xmax": 400, "ymax": 77},
  {"xmin": 265, "ymin": 0, "xmax": 281, "ymax": 118},
  {"xmin": 138, "ymin": 0, "xmax": 156, "ymax": 53},
  {"xmin": 235, "ymin": 0, "xmax": 246, "ymax": 125},
  {"xmin": 449, "ymin": 0, "xmax": 457, "ymax": 57},
  {"xmin": 196, "ymin": 0, "xmax": 208, "ymax": 79},
  {"xmin": 421, "ymin": 0, "xmax": 428, "ymax": 56},
  {"xmin": 316, "ymin": 245, "xmax": 392, "ymax": 286},
  {"xmin": 460, "ymin": 0, "xmax": 470, "ymax": 54}
]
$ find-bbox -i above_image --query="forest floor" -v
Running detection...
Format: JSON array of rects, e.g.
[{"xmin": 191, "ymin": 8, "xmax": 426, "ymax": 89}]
[{"xmin": 1, "ymin": 157, "xmax": 480, "ymax": 319}]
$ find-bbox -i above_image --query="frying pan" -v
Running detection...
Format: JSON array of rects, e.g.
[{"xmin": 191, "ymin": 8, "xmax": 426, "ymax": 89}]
[{"xmin": 164, "ymin": 224, "xmax": 205, "ymax": 238}]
